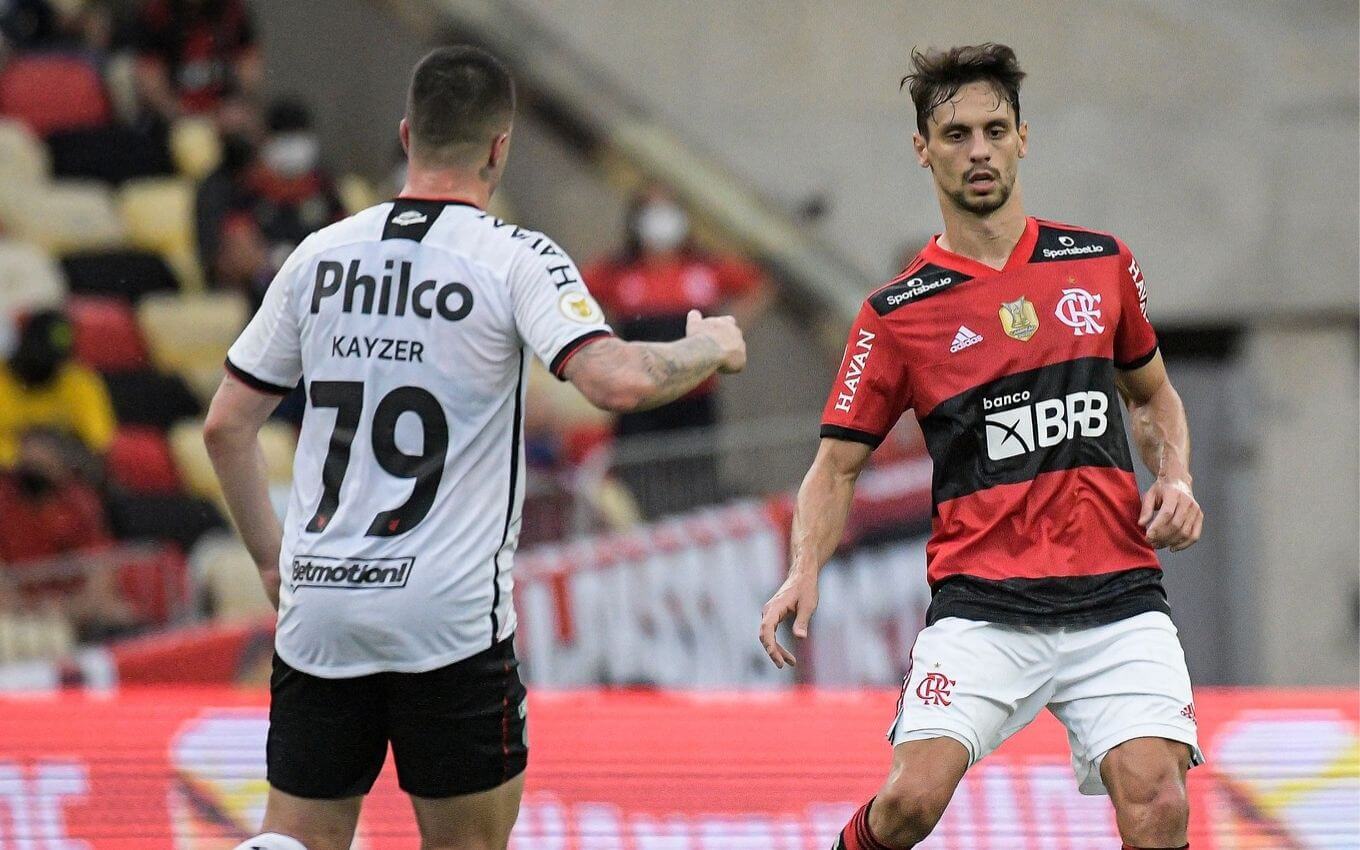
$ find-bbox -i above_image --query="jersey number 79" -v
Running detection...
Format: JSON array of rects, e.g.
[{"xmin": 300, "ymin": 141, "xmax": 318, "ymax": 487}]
[{"xmin": 304, "ymin": 381, "xmax": 449, "ymax": 537}]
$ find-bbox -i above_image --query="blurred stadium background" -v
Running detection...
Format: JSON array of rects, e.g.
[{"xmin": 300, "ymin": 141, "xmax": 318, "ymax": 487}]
[{"xmin": 0, "ymin": 0, "xmax": 1355, "ymax": 847}]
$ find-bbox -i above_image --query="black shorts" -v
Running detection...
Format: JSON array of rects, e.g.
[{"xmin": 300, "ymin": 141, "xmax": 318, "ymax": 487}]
[{"xmin": 267, "ymin": 636, "xmax": 528, "ymax": 799}]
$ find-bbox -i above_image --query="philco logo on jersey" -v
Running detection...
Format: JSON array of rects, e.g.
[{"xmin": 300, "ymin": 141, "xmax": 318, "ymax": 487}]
[
  {"xmin": 833, "ymin": 328, "xmax": 874, "ymax": 412},
  {"xmin": 1041, "ymin": 233, "xmax": 1108, "ymax": 259},
  {"xmin": 998, "ymin": 296, "xmax": 1039, "ymax": 341},
  {"xmin": 311, "ymin": 259, "xmax": 474, "ymax": 321},
  {"xmin": 982, "ymin": 390, "xmax": 1109, "ymax": 460},
  {"xmin": 558, "ymin": 291, "xmax": 604, "ymax": 324},
  {"xmin": 291, "ymin": 555, "xmax": 415, "ymax": 589}
]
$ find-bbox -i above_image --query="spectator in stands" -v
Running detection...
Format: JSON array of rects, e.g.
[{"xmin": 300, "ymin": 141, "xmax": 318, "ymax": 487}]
[
  {"xmin": 0, "ymin": 428, "xmax": 138, "ymax": 639},
  {"xmin": 0, "ymin": 0, "xmax": 110, "ymax": 53},
  {"xmin": 199, "ymin": 98, "xmax": 344, "ymax": 301},
  {"xmin": 583, "ymin": 183, "xmax": 772, "ymax": 516},
  {"xmin": 133, "ymin": 0, "xmax": 261, "ymax": 122},
  {"xmin": 0, "ymin": 309, "xmax": 116, "ymax": 467}
]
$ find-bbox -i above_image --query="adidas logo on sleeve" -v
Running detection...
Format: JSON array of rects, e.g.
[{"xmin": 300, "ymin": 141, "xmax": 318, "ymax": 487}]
[{"xmin": 950, "ymin": 325, "xmax": 984, "ymax": 353}]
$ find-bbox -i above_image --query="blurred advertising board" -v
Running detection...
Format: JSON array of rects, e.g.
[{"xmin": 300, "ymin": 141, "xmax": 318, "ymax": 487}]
[{"xmin": 1, "ymin": 688, "xmax": 1355, "ymax": 848}]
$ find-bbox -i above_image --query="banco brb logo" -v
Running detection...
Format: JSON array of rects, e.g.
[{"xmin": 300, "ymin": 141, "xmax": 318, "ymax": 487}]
[{"xmin": 983, "ymin": 391, "xmax": 1109, "ymax": 460}]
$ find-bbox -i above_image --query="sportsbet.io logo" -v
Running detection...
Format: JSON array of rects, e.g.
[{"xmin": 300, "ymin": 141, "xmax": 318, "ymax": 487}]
[
  {"xmin": 1041, "ymin": 233, "xmax": 1108, "ymax": 259},
  {"xmin": 291, "ymin": 555, "xmax": 415, "ymax": 589},
  {"xmin": 982, "ymin": 390, "xmax": 1109, "ymax": 461}
]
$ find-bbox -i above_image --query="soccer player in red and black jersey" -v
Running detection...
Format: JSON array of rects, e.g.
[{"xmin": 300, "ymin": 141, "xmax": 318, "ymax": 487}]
[{"xmin": 760, "ymin": 44, "xmax": 1203, "ymax": 850}]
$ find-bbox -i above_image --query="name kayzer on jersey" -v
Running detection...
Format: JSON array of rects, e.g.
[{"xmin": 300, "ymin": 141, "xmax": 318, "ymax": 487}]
[{"xmin": 313, "ymin": 258, "xmax": 473, "ymax": 363}]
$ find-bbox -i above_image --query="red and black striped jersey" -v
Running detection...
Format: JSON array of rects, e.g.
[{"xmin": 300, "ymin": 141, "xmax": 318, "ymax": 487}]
[{"xmin": 821, "ymin": 216, "xmax": 1164, "ymax": 627}]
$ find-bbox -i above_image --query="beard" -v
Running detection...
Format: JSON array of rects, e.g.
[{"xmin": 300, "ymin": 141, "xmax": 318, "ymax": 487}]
[{"xmin": 945, "ymin": 175, "xmax": 1014, "ymax": 216}]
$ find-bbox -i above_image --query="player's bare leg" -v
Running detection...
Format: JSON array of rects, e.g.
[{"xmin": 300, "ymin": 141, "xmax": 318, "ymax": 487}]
[
  {"xmin": 259, "ymin": 788, "xmax": 362, "ymax": 850},
  {"xmin": 409, "ymin": 772, "xmax": 526, "ymax": 850},
  {"xmin": 1101, "ymin": 737, "xmax": 1192, "ymax": 849},
  {"xmin": 836, "ymin": 737, "xmax": 968, "ymax": 849}
]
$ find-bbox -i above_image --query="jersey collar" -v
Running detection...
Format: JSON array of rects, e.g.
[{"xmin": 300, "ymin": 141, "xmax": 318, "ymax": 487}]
[
  {"xmin": 393, "ymin": 195, "xmax": 484, "ymax": 210},
  {"xmin": 920, "ymin": 215, "xmax": 1038, "ymax": 277}
]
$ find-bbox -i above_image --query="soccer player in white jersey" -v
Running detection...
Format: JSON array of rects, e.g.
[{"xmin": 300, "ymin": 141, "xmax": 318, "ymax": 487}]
[{"xmin": 204, "ymin": 46, "xmax": 745, "ymax": 850}]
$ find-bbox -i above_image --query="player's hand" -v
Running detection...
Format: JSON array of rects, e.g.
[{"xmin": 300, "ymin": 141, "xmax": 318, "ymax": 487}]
[
  {"xmin": 1139, "ymin": 476, "xmax": 1202, "ymax": 552},
  {"xmin": 686, "ymin": 309, "xmax": 746, "ymax": 374},
  {"xmin": 258, "ymin": 565, "xmax": 281, "ymax": 610},
  {"xmin": 759, "ymin": 571, "xmax": 819, "ymax": 669}
]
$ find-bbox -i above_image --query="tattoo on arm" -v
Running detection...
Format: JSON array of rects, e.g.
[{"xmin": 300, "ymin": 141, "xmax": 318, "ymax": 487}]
[{"xmin": 569, "ymin": 335, "xmax": 722, "ymax": 411}]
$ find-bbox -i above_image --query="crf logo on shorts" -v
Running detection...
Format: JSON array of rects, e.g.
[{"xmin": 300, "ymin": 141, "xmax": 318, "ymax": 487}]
[{"xmin": 916, "ymin": 672, "xmax": 956, "ymax": 706}]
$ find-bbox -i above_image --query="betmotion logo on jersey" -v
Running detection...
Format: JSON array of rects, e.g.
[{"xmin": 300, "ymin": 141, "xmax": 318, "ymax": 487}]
[
  {"xmin": 310, "ymin": 259, "xmax": 474, "ymax": 321},
  {"xmin": 291, "ymin": 555, "xmax": 415, "ymax": 589}
]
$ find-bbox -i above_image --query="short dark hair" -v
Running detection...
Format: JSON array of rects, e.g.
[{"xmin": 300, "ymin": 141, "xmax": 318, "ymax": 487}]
[
  {"xmin": 901, "ymin": 43, "xmax": 1025, "ymax": 137},
  {"xmin": 406, "ymin": 46, "xmax": 516, "ymax": 162}
]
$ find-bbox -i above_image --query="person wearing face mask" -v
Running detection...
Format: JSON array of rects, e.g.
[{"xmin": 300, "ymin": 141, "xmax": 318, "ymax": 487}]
[
  {"xmin": 0, "ymin": 310, "xmax": 116, "ymax": 468},
  {"xmin": 133, "ymin": 0, "xmax": 262, "ymax": 122},
  {"xmin": 583, "ymin": 185, "xmax": 772, "ymax": 516}
]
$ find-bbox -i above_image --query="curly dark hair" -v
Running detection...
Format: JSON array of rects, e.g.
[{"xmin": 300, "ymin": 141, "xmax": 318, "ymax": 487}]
[{"xmin": 901, "ymin": 43, "xmax": 1026, "ymax": 137}]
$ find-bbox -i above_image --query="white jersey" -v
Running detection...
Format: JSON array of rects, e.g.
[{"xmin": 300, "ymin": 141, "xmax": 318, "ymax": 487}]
[{"xmin": 225, "ymin": 199, "xmax": 612, "ymax": 677}]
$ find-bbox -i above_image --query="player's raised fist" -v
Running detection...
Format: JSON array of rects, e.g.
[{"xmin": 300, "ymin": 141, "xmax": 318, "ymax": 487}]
[{"xmin": 686, "ymin": 309, "xmax": 747, "ymax": 374}]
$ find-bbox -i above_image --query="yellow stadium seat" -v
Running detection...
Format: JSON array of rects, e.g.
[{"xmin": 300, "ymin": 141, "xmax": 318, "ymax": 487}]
[
  {"xmin": 170, "ymin": 117, "xmax": 222, "ymax": 181},
  {"xmin": 118, "ymin": 177, "xmax": 199, "ymax": 288},
  {"xmin": 0, "ymin": 118, "xmax": 49, "ymax": 187},
  {"xmin": 170, "ymin": 418, "xmax": 296, "ymax": 506},
  {"xmin": 137, "ymin": 291, "xmax": 247, "ymax": 399},
  {"xmin": 0, "ymin": 610, "xmax": 75, "ymax": 664},
  {"xmin": 190, "ymin": 533, "xmax": 273, "ymax": 621},
  {"xmin": 0, "ymin": 239, "xmax": 66, "ymax": 315},
  {"xmin": 338, "ymin": 173, "xmax": 376, "ymax": 215},
  {"xmin": 0, "ymin": 181, "xmax": 125, "ymax": 255}
]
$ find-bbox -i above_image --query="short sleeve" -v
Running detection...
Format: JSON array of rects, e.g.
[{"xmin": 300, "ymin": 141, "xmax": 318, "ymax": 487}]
[
  {"xmin": 507, "ymin": 238, "xmax": 614, "ymax": 380},
  {"xmin": 224, "ymin": 246, "xmax": 306, "ymax": 394},
  {"xmin": 819, "ymin": 302, "xmax": 911, "ymax": 448},
  {"xmin": 1113, "ymin": 241, "xmax": 1158, "ymax": 370}
]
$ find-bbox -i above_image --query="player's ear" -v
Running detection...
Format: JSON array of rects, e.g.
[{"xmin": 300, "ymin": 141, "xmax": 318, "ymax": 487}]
[
  {"xmin": 912, "ymin": 131, "xmax": 930, "ymax": 168},
  {"xmin": 489, "ymin": 130, "xmax": 511, "ymax": 170},
  {"xmin": 399, "ymin": 118, "xmax": 411, "ymax": 156},
  {"xmin": 1017, "ymin": 121, "xmax": 1028, "ymax": 159}
]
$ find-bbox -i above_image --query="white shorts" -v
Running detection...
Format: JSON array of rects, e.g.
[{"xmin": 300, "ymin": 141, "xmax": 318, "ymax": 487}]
[{"xmin": 889, "ymin": 611, "xmax": 1203, "ymax": 795}]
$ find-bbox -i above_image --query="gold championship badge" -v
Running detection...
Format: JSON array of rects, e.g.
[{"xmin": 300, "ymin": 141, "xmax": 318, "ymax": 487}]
[{"xmin": 999, "ymin": 296, "xmax": 1039, "ymax": 341}]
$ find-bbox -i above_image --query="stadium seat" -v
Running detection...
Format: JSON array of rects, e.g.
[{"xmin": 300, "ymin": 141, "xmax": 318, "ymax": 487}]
[
  {"xmin": 0, "ymin": 181, "xmax": 125, "ymax": 255},
  {"xmin": 190, "ymin": 534, "xmax": 273, "ymax": 621},
  {"xmin": 0, "ymin": 54, "xmax": 112, "ymax": 135},
  {"xmin": 106, "ymin": 427, "xmax": 181, "ymax": 495},
  {"xmin": 137, "ymin": 291, "xmax": 248, "ymax": 401},
  {"xmin": 170, "ymin": 419, "xmax": 296, "ymax": 504},
  {"xmin": 118, "ymin": 177, "xmax": 202, "ymax": 290},
  {"xmin": 0, "ymin": 118, "xmax": 50, "ymax": 186},
  {"xmin": 0, "ymin": 611, "xmax": 76, "ymax": 664},
  {"xmin": 0, "ymin": 239, "xmax": 66, "ymax": 316},
  {"xmin": 60, "ymin": 249, "xmax": 178, "ymax": 302},
  {"xmin": 102, "ymin": 369, "xmax": 202, "ymax": 429},
  {"xmin": 170, "ymin": 117, "xmax": 222, "ymax": 180},
  {"xmin": 48, "ymin": 125, "xmax": 175, "ymax": 184},
  {"xmin": 338, "ymin": 173, "xmax": 378, "ymax": 215},
  {"xmin": 107, "ymin": 490, "xmax": 226, "ymax": 552},
  {"xmin": 67, "ymin": 296, "xmax": 148, "ymax": 371}
]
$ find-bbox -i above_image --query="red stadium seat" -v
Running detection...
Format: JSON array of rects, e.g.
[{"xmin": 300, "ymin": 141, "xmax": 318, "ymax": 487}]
[
  {"xmin": 116, "ymin": 546, "xmax": 189, "ymax": 624},
  {"xmin": 106, "ymin": 427, "xmax": 181, "ymax": 495},
  {"xmin": 0, "ymin": 54, "xmax": 112, "ymax": 136},
  {"xmin": 67, "ymin": 296, "xmax": 148, "ymax": 372}
]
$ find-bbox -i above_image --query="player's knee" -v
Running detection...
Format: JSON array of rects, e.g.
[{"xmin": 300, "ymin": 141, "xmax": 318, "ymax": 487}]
[
  {"xmin": 233, "ymin": 834, "xmax": 309, "ymax": 850},
  {"xmin": 1108, "ymin": 758, "xmax": 1189, "ymax": 839},
  {"xmin": 873, "ymin": 780, "xmax": 951, "ymax": 841}
]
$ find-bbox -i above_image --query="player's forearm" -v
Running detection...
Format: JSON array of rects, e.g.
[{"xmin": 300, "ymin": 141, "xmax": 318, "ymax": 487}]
[
  {"xmin": 1127, "ymin": 381, "xmax": 1191, "ymax": 484},
  {"xmin": 788, "ymin": 461, "xmax": 859, "ymax": 578},
  {"xmin": 569, "ymin": 336, "xmax": 722, "ymax": 413},
  {"xmin": 203, "ymin": 427, "xmax": 284, "ymax": 571}
]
